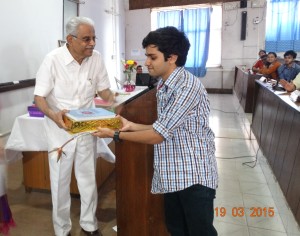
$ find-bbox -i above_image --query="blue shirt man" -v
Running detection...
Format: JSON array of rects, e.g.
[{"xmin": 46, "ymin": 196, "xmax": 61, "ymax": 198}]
[{"xmin": 278, "ymin": 50, "xmax": 300, "ymax": 82}]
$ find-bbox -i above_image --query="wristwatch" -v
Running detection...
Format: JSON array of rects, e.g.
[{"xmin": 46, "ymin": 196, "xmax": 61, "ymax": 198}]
[{"xmin": 113, "ymin": 130, "xmax": 122, "ymax": 142}]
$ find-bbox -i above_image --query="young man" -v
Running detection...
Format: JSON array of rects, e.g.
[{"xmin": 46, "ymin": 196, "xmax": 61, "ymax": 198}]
[
  {"xmin": 277, "ymin": 50, "xmax": 300, "ymax": 82},
  {"xmin": 93, "ymin": 26, "xmax": 218, "ymax": 236},
  {"xmin": 136, "ymin": 65, "xmax": 143, "ymax": 73},
  {"xmin": 34, "ymin": 17, "xmax": 114, "ymax": 236}
]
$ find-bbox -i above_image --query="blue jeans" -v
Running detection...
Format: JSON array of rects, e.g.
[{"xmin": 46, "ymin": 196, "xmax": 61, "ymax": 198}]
[{"xmin": 164, "ymin": 184, "xmax": 217, "ymax": 236}]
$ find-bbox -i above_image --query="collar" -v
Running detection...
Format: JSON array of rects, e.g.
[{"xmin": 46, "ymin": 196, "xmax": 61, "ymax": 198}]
[
  {"xmin": 284, "ymin": 62, "xmax": 296, "ymax": 69},
  {"xmin": 62, "ymin": 44, "xmax": 90, "ymax": 66},
  {"xmin": 163, "ymin": 67, "xmax": 184, "ymax": 90}
]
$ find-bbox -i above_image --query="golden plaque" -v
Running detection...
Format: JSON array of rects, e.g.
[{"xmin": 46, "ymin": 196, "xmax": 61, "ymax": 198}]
[{"xmin": 63, "ymin": 108, "xmax": 121, "ymax": 134}]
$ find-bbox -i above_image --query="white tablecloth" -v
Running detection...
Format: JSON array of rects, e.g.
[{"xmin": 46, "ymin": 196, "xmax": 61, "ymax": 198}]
[
  {"xmin": 4, "ymin": 114, "xmax": 115, "ymax": 164},
  {"xmin": 3, "ymin": 86, "xmax": 149, "ymax": 164}
]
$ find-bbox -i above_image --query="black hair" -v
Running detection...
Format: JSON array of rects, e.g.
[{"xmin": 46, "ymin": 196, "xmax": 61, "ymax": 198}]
[
  {"xmin": 284, "ymin": 50, "xmax": 297, "ymax": 59},
  {"xmin": 142, "ymin": 26, "xmax": 190, "ymax": 67},
  {"xmin": 136, "ymin": 65, "xmax": 142, "ymax": 69},
  {"xmin": 268, "ymin": 52, "xmax": 277, "ymax": 58},
  {"xmin": 259, "ymin": 49, "xmax": 266, "ymax": 54}
]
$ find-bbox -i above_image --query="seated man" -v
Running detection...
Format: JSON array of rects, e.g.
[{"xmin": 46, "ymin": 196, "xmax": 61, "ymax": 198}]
[
  {"xmin": 252, "ymin": 49, "xmax": 267, "ymax": 70},
  {"xmin": 136, "ymin": 65, "xmax": 143, "ymax": 74},
  {"xmin": 280, "ymin": 72, "xmax": 300, "ymax": 92},
  {"xmin": 277, "ymin": 50, "xmax": 300, "ymax": 82}
]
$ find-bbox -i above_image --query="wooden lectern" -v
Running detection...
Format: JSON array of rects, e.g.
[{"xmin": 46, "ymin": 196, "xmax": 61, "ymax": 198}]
[{"xmin": 114, "ymin": 88, "xmax": 169, "ymax": 236}]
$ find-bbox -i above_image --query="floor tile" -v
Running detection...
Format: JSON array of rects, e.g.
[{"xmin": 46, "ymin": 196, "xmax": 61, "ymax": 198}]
[
  {"xmin": 239, "ymin": 182, "xmax": 272, "ymax": 197},
  {"xmin": 214, "ymin": 221, "xmax": 249, "ymax": 236},
  {"xmin": 245, "ymin": 207, "xmax": 286, "ymax": 232},
  {"xmin": 248, "ymin": 227, "xmax": 287, "ymax": 236}
]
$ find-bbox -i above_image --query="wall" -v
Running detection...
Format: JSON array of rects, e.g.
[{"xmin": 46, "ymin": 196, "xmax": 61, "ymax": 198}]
[
  {"xmin": 0, "ymin": 0, "xmax": 127, "ymax": 131},
  {"xmin": 0, "ymin": 0, "xmax": 63, "ymax": 140},
  {"xmin": 124, "ymin": 1, "xmax": 267, "ymax": 90},
  {"xmin": 80, "ymin": 0, "xmax": 126, "ymax": 88}
]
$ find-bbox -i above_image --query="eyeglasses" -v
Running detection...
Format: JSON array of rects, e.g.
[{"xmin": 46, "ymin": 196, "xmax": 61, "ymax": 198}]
[{"xmin": 71, "ymin": 35, "xmax": 97, "ymax": 43}]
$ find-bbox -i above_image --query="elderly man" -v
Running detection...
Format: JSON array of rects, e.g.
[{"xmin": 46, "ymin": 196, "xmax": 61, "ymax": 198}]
[{"xmin": 34, "ymin": 17, "xmax": 114, "ymax": 236}]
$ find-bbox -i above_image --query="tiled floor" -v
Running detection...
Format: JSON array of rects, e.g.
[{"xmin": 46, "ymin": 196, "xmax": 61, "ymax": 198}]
[
  {"xmin": 5, "ymin": 94, "xmax": 300, "ymax": 236},
  {"xmin": 210, "ymin": 94, "xmax": 300, "ymax": 236}
]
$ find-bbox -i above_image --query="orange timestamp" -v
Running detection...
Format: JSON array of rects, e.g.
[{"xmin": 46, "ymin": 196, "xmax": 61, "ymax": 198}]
[{"xmin": 215, "ymin": 207, "xmax": 275, "ymax": 217}]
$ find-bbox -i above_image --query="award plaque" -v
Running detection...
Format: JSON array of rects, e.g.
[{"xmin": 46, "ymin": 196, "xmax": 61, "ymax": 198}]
[{"xmin": 63, "ymin": 108, "xmax": 121, "ymax": 134}]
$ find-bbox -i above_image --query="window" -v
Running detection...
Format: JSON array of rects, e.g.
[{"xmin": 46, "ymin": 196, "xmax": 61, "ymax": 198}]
[
  {"xmin": 265, "ymin": 0, "xmax": 300, "ymax": 52},
  {"xmin": 151, "ymin": 4, "xmax": 222, "ymax": 72}
]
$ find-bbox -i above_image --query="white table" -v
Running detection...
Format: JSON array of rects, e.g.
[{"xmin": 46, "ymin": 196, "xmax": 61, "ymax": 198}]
[
  {"xmin": 3, "ymin": 86, "xmax": 149, "ymax": 163},
  {"xmin": 3, "ymin": 86, "xmax": 148, "ymax": 193},
  {"xmin": 4, "ymin": 114, "xmax": 115, "ymax": 163}
]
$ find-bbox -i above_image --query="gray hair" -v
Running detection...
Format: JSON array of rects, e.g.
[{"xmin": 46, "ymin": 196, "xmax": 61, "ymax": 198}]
[{"xmin": 66, "ymin": 16, "xmax": 95, "ymax": 36}]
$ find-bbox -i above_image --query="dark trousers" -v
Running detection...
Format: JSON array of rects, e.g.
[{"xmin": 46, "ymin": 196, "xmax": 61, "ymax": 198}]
[{"xmin": 164, "ymin": 184, "xmax": 217, "ymax": 236}]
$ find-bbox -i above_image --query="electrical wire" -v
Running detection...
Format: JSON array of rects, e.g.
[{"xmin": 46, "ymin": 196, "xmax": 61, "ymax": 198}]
[
  {"xmin": 241, "ymin": 89, "xmax": 264, "ymax": 168},
  {"xmin": 210, "ymin": 92, "xmax": 259, "ymax": 164}
]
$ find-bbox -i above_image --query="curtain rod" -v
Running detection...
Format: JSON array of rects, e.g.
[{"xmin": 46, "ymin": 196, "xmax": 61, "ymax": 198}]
[{"xmin": 67, "ymin": 0, "xmax": 85, "ymax": 4}]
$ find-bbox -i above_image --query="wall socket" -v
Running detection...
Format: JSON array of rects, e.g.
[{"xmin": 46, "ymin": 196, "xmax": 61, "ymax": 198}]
[
  {"xmin": 224, "ymin": 2, "xmax": 239, "ymax": 11},
  {"xmin": 251, "ymin": 0, "xmax": 266, "ymax": 8}
]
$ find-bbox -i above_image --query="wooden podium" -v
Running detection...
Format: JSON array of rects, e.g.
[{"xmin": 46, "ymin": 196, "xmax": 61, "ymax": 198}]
[{"xmin": 114, "ymin": 88, "xmax": 169, "ymax": 236}]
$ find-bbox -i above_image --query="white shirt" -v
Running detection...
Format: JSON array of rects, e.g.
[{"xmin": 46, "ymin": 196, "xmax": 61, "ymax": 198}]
[
  {"xmin": 34, "ymin": 44, "xmax": 110, "ymax": 111},
  {"xmin": 34, "ymin": 44, "xmax": 111, "ymax": 151}
]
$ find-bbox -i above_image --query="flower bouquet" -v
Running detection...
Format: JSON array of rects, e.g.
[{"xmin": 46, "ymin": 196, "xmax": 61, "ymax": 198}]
[{"xmin": 122, "ymin": 59, "xmax": 137, "ymax": 92}]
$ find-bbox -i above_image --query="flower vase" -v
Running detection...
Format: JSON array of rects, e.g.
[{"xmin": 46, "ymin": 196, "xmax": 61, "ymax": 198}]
[{"xmin": 123, "ymin": 72, "xmax": 136, "ymax": 92}]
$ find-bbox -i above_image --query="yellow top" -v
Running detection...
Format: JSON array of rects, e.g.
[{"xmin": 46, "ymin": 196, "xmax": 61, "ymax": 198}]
[{"xmin": 293, "ymin": 72, "xmax": 300, "ymax": 89}]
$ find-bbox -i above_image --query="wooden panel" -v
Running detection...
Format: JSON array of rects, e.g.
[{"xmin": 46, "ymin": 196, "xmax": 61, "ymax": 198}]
[
  {"xmin": 278, "ymin": 112, "xmax": 300, "ymax": 195},
  {"xmin": 22, "ymin": 149, "xmax": 115, "ymax": 195},
  {"xmin": 22, "ymin": 151, "xmax": 50, "ymax": 191},
  {"xmin": 272, "ymin": 110, "xmax": 294, "ymax": 195},
  {"xmin": 252, "ymin": 80, "xmax": 300, "ymax": 226},
  {"xmin": 261, "ymin": 91, "xmax": 279, "ymax": 159},
  {"xmin": 234, "ymin": 66, "xmax": 244, "ymax": 103},
  {"xmin": 129, "ymin": 0, "xmax": 235, "ymax": 10},
  {"xmin": 268, "ymin": 102, "xmax": 286, "ymax": 168},
  {"xmin": 258, "ymin": 88, "xmax": 277, "ymax": 159},
  {"xmin": 286, "ymin": 141, "xmax": 300, "ymax": 216},
  {"xmin": 251, "ymin": 83, "xmax": 264, "ymax": 141},
  {"xmin": 116, "ymin": 88, "xmax": 169, "ymax": 236},
  {"xmin": 234, "ymin": 66, "xmax": 261, "ymax": 113},
  {"xmin": 244, "ymin": 74, "xmax": 261, "ymax": 113}
]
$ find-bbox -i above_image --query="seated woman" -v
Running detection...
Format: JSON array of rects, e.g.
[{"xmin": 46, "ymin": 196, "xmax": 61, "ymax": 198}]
[
  {"xmin": 253, "ymin": 52, "xmax": 281, "ymax": 79},
  {"xmin": 280, "ymin": 72, "xmax": 300, "ymax": 92},
  {"xmin": 0, "ymin": 164, "xmax": 15, "ymax": 235},
  {"xmin": 252, "ymin": 49, "xmax": 267, "ymax": 70}
]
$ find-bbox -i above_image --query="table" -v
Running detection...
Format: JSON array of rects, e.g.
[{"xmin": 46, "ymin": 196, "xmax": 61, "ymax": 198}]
[
  {"xmin": 234, "ymin": 66, "xmax": 262, "ymax": 113},
  {"xmin": 252, "ymin": 80, "xmax": 300, "ymax": 225},
  {"xmin": 4, "ymin": 114, "xmax": 115, "ymax": 194},
  {"xmin": 4, "ymin": 86, "xmax": 149, "ymax": 194}
]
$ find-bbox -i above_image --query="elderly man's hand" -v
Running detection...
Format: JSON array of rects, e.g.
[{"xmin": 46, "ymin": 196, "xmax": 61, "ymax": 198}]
[{"xmin": 54, "ymin": 109, "xmax": 69, "ymax": 130}]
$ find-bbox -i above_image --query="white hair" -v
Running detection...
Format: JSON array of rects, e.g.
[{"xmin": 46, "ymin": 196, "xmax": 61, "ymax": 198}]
[{"xmin": 66, "ymin": 16, "xmax": 95, "ymax": 36}]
